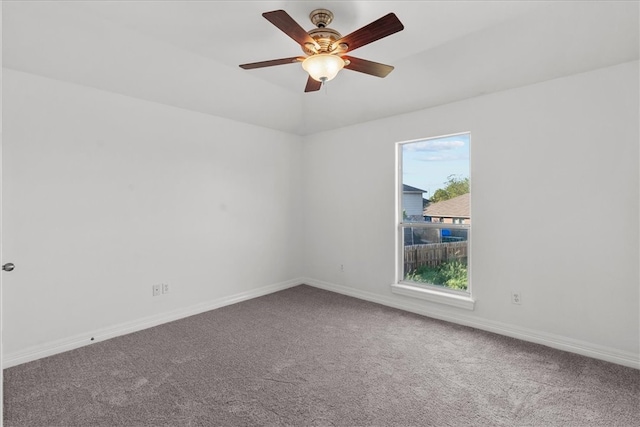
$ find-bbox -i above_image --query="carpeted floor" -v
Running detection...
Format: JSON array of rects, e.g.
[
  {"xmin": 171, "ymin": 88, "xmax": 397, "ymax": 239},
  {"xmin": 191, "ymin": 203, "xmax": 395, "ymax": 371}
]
[{"xmin": 3, "ymin": 285, "xmax": 639, "ymax": 426}]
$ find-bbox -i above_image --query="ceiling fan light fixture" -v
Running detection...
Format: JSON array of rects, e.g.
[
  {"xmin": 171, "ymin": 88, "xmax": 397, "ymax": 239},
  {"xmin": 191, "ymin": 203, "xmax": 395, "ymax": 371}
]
[
  {"xmin": 302, "ymin": 54, "xmax": 345, "ymax": 82},
  {"xmin": 240, "ymin": 9, "xmax": 404, "ymax": 92}
]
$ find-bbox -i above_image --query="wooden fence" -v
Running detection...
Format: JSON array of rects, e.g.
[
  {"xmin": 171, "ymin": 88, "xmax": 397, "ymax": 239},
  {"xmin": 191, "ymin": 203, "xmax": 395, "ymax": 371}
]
[{"xmin": 404, "ymin": 241, "xmax": 468, "ymax": 273}]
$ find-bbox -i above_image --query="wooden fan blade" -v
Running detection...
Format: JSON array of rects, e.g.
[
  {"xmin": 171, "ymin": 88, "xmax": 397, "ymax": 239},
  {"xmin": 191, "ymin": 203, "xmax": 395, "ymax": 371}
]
[
  {"xmin": 304, "ymin": 76, "xmax": 322, "ymax": 92},
  {"xmin": 263, "ymin": 10, "xmax": 319, "ymax": 49},
  {"xmin": 239, "ymin": 57, "xmax": 304, "ymax": 70},
  {"xmin": 343, "ymin": 56, "xmax": 394, "ymax": 78},
  {"xmin": 334, "ymin": 13, "xmax": 404, "ymax": 53}
]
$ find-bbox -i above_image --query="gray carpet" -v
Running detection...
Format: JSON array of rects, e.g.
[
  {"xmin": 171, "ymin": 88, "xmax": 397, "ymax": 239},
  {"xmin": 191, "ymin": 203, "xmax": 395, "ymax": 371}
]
[{"xmin": 3, "ymin": 285, "xmax": 639, "ymax": 426}]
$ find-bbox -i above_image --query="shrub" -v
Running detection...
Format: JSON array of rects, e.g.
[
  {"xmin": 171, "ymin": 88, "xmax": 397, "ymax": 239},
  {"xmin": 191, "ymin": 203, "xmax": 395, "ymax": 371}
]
[{"xmin": 405, "ymin": 260, "xmax": 467, "ymax": 291}]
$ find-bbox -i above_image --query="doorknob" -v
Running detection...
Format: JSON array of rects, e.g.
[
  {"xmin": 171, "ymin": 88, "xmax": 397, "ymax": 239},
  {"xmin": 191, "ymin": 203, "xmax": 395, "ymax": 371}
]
[{"xmin": 3, "ymin": 263, "xmax": 15, "ymax": 272}]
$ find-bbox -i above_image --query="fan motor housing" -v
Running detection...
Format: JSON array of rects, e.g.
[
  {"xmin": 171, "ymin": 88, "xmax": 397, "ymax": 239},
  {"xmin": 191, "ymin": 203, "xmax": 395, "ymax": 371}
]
[
  {"xmin": 303, "ymin": 27, "xmax": 342, "ymax": 54},
  {"xmin": 302, "ymin": 9, "xmax": 345, "ymax": 55}
]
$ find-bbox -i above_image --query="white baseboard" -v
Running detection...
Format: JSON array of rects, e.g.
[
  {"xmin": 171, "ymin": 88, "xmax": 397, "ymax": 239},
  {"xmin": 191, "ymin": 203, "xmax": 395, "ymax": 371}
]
[
  {"xmin": 3, "ymin": 278, "xmax": 303, "ymax": 369},
  {"xmin": 5, "ymin": 277, "xmax": 638, "ymax": 370},
  {"xmin": 301, "ymin": 278, "xmax": 640, "ymax": 370}
]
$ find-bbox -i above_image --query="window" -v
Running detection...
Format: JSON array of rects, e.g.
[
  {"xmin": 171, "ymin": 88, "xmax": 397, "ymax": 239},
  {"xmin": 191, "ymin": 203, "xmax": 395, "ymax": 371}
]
[{"xmin": 393, "ymin": 133, "xmax": 474, "ymax": 310}]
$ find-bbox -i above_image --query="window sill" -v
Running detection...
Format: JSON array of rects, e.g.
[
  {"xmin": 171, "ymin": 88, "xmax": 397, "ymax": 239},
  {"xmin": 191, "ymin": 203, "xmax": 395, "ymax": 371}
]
[{"xmin": 391, "ymin": 283, "xmax": 475, "ymax": 310}]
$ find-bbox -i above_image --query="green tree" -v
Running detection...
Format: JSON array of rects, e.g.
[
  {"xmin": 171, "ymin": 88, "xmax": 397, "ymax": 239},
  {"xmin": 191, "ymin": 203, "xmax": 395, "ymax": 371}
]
[{"xmin": 430, "ymin": 175, "xmax": 469, "ymax": 203}]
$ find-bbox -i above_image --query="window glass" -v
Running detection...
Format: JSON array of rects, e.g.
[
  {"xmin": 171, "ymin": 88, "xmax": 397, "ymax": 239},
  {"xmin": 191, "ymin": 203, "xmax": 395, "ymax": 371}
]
[{"xmin": 400, "ymin": 133, "xmax": 470, "ymax": 292}]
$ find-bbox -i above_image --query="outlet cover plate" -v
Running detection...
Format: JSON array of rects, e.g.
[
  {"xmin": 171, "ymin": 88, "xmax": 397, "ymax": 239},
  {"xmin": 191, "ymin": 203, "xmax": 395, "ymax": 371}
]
[{"xmin": 511, "ymin": 291, "xmax": 522, "ymax": 305}]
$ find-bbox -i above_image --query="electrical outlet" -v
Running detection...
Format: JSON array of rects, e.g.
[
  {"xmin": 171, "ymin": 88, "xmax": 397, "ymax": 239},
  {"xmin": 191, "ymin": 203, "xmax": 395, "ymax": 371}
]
[
  {"xmin": 511, "ymin": 291, "xmax": 522, "ymax": 305},
  {"xmin": 162, "ymin": 283, "xmax": 169, "ymax": 294},
  {"xmin": 340, "ymin": 264, "xmax": 344, "ymax": 272},
  {"xmin": 152, "ymin": 284, "xmax": 161, "ymax": 297}
]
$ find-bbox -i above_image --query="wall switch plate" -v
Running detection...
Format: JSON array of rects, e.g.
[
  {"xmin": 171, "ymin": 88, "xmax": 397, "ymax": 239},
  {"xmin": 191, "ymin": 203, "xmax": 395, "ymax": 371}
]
[
  {"xmin": 162, "ymin": 283, "xmax": 169, "ymax": 294},
  {"xmin": 152, "ymin": 284, "xmax": 161, "ymax": 297}
]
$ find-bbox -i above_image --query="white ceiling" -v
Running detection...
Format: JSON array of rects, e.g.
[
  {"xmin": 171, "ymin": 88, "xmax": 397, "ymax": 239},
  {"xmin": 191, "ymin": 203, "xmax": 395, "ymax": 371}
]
[{"xmin": 3, "ymin": 1, "xmax": 639, "ymax": 135}]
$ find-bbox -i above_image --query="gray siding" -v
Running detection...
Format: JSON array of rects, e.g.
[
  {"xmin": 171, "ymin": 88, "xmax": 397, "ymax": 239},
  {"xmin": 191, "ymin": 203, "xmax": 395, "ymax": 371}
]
[{"xmin": 402, "ymin": 193, "xmax": 424, "ymax": 219}]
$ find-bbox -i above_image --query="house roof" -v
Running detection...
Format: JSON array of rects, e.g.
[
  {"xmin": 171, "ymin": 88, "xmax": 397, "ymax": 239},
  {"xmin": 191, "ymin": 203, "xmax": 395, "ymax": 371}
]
[
  {"xmin": 423, "ymin": 193, "xmax": 470, "ymax": 218},
  {"xmin": 403, "ymin": 184, "xmax": 426, "ymax": 194}
]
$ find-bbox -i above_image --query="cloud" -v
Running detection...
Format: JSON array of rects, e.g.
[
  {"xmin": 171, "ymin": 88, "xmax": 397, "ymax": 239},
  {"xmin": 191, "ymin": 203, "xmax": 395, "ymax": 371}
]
[
  {"xmin": 418, "ymin": 153, "xmax": 469, "ymax": 162},
  {"xmin": 404, "ymin": 139, "xmax": 465, "ymax": 153}
]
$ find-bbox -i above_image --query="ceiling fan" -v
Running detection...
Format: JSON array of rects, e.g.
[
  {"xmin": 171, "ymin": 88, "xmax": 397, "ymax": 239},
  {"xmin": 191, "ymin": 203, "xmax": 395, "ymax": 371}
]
[{"xmin": 239, "ymin": 9, "xmax": 404, "ymax": 92}]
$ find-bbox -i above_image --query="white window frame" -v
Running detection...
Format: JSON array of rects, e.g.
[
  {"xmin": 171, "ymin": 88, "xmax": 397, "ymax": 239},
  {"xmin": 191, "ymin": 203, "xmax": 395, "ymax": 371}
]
[{"xmin": 392, "ymin": 133, "xmax": 475, "ymax": 310}]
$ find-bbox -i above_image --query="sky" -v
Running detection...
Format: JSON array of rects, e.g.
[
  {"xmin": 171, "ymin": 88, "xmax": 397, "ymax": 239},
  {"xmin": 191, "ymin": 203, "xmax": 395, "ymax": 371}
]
[{"xmin": 401, "ymin": 132, "xmax": 470, "ymax": 199}]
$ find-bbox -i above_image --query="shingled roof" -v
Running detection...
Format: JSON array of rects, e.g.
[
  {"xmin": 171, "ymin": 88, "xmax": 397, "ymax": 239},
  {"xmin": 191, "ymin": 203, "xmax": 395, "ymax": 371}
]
[
  {"xmin": 403, "ymin": 184, "xmax": 427, "ymax": 193},
  {"xmin": 423, "ymin": 193, "xmax": 470, "ymax": 218}
]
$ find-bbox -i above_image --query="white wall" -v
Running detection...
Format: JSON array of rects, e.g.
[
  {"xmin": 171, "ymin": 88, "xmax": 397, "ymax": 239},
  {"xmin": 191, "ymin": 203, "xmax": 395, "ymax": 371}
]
[
  {"xmin": 3, "ymin": 61, "xmax": 638, "ymax": 369},
  {"xmin": 302, "ymin": 61, "xmax": 639, "ymax": 366},
  {"xmin": 2, "ymin": 69, "xmax": 303, "ymax": 361}
]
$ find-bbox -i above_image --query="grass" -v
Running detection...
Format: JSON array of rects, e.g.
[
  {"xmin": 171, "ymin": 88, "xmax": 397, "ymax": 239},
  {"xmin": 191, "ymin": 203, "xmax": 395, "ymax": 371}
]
[{"xmin": 405, "ymin": 260, "xmax": 468, "ymax": 291}]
